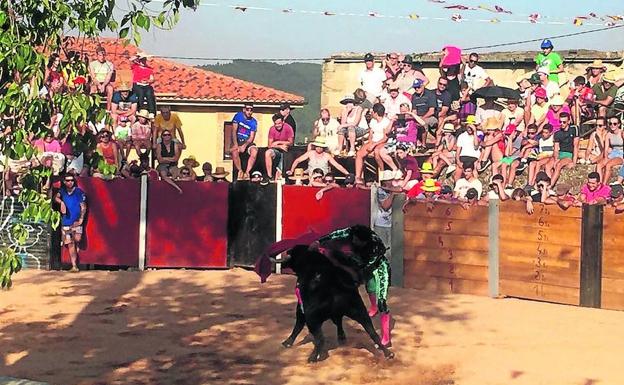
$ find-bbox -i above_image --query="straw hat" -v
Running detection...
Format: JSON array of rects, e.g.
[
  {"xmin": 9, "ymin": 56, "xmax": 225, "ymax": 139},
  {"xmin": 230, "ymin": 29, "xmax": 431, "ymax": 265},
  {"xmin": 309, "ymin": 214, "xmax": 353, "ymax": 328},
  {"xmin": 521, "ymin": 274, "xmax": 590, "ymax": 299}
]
[
  {"xmin": 587, "ymin": 59, "xmax": 606, "ymax": 70},
  {"xmin": 182, "ymin": 155, "xmax": 200, "ymax": 168},
  {"xmin": 482, "ymin": 116, "xmax": 504, "ymax": 131},
  {"xmin": 136, "ymin": 109, "xmax": 151, "ymax": 119},
  {"xmin": 117, "ymin": 82, "xmax": 131, "ymax": 91},
  {"xmin": 311, "ymin": 137, "xmax": 328, "ymax": 148},
  {"xmin": 340, "ymin": 95, "xmax": 357, "ymax": 105},
  {"xmin": 550, "ymin": 95, "xmax": 565, "ymax": 106},
  {"xmin": 421, "ymin": 178, "xmax": 441, "ymax": 193},
  {"xmin": 442, "ymin": 123, "xmax": 456, "ymax": 133},
  {"xmin": 213, "ymin": 166, "xmax": 229, "ymax": 178},
  {"xmin": 288, "ymin": 168, "xmax": 308, "ymax": 181},
  {"xmin": 379, "ymin": 170, "xmax": 394, "ymax": 182},
  {"xmin": 421, "ymin": 162, "xmax": 435, "ymax": 174},
  {"xmin": 603, "ymin": 70, "xmax": 619, "ymax": 83}
]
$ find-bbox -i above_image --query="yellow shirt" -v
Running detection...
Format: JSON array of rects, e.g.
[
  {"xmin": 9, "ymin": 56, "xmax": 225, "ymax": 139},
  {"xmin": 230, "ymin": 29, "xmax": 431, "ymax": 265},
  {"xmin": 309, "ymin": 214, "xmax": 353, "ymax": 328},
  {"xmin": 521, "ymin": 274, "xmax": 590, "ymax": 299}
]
[{"xmin": 154, "ymin": 113, "xmax": 182, "ymax": 131}]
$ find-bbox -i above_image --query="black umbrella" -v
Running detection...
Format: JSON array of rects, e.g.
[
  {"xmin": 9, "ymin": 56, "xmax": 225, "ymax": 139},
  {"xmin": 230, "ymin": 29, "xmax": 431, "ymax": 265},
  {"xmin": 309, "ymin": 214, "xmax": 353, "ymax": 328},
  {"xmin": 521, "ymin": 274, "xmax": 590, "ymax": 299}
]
[{"xmin": 471, "ymin": 86, "xmax": 521, "ymax": 101}]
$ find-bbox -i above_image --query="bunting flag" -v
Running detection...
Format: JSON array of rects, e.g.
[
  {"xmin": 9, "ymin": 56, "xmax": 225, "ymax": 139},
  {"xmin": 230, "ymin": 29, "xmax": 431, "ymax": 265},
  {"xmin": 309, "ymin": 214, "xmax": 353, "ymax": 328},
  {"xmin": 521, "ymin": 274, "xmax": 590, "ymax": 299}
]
[
  {"xmin": 494, "ymin": 5, "xmax": 512, "ymax": 14},
  {"xmin": 234, "ymin": 6, "xmax": 247, "ymax": 12},
  {"xmin": 451, "ymin": 13, "xmax": 463, "ymax": 22},
  {"xmin": 528, "ymin": 13, "xmax": 541, "ymax": 23},
  {"xmin": 490, "ymin": 18, "xmax": 501, "ymax": 24},
  {"xmin": 323, "ymin": 11, "xmax": 335, "ymax": 16},
  {"xmin": 282, "ymin": 9, "xmax": 292, "ymax": 13},
  {"xmin": 573, "ymin": 17, "xmax": 585, "ymax": 26},
  {"xmin": 429, "ymin": 0, "xmax": 447, "ymax": 3},
  {"xmin": 408, "ymin": 13, "xmax": 420, "ymax": 20},
  {"xmin": 368, "ymin": 11, "xmax": 379, "ymax": 17},
  {"xmin": 445, "ymin": 5, "xmax": 477, "ymax": 11},
  {"xmin": 607, "ymin": 15, "xmax": 624, "ymax": 21}
]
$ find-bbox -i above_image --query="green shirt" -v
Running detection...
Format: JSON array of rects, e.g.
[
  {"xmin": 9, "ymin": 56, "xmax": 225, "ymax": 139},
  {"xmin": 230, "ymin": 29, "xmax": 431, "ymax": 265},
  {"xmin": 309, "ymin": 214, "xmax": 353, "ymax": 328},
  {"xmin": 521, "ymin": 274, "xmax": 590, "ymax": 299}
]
[
  {"xmin": 535, "ymin": 52, "xmax": 563, "ymax": 84},
  {"xmin": 592, "ymin": 82, "xmax": 618, "ymax": 104}
]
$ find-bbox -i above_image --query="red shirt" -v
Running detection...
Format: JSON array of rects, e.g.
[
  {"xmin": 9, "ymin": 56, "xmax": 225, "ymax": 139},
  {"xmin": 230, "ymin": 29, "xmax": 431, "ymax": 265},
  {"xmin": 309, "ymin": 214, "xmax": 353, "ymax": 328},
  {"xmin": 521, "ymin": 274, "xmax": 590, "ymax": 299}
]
[
  {"xmin": 268, "ymin": 123, "xmax": 294, "ymax": 142},
  {"xmin": 131, "ymin": 63, "xmax": 153, "ymax": 84}
]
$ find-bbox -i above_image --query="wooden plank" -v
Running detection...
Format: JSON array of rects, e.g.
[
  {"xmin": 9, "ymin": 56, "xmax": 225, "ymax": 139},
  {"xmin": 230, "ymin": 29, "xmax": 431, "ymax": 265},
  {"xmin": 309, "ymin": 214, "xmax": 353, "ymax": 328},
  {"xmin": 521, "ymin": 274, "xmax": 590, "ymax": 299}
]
[
  {"xmin": 600, "ymin": 291, "xmax": 624, "ymax": 311},
  {"xmin": 500, "ymin": 226, "xmax": 582, "ymax": 247},
  {"xmin": 404, "ymin": 231, "xmax": 488, "ymax": 252},
  {"xmin": 500, "ymin": 201, "xmax": 583, "ymax": 219},
  {"xmin": 404, "ymin": 260, "xmax": 488, "ymax": 281},
  {"xmin": 405, "ymin": 216, "xmax": 488, "ymax": 236},
  {"xmin": 499, "ymin": 241, "xmax": 581, "ymax": 262},
  {"xmin": 602, "ymin": 235, "xmax": 624, "ymax": 250},
  {"xmin": 499, "ymin": 260, "xmax": 580, "ymax": 288},
  {"xmin": 404, "ymin": 246, "xmax": 488, "ymax": 266},
  {"xmin": 602, "ymin": 254, "xmax": 624, "ymax": 279},
  {"xmin": 404, "ymin": 274, "xmax": 489, "ymax": 296},
  {"xmin": 404, "ymin": 202, "xmax": 488, "ymax": 221},
  {"xmin": 602, "ymin": 277, "xmax": 624, "ymax": 295},
  {"xmin": 499, "ymin": 214, "xmax": 582, "ymax": 228},
  {"xmin": 499, "ymin": 279, "xmax": 579, "ymax": 305}
]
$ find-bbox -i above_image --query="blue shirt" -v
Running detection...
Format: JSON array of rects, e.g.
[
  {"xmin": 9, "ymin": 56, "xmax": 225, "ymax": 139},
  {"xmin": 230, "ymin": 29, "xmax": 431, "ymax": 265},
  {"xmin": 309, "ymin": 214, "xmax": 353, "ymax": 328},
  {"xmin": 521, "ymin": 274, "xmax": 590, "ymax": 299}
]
[
  {"xmin": 60, "ymin": 187, "xmax": 86, "ymax": 226},
  {"xmin": 232, "ymin": 111, "xmax": 258, "ymax": 143}
]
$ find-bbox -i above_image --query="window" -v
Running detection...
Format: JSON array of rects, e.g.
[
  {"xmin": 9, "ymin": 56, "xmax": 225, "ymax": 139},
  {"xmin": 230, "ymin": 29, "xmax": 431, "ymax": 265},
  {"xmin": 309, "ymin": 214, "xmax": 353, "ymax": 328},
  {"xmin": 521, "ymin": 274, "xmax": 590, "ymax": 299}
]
[{"xmin": 223, "ymin": 121, "xmax": 233, "ymax": 160}]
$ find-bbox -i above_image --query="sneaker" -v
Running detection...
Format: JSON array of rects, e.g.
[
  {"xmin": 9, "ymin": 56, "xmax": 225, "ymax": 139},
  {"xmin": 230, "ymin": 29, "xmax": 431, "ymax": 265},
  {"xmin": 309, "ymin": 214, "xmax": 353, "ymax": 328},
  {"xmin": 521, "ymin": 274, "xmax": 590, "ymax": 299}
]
[
  {"xmin": 478, "ymin": 159, "xmax": 492, "ymax": 173},
  {"xmin": 260, "ymin": 177, "xmax": 270, "ymax": 186},
  {"xmin": 445, "ymin": 164, "xmax": 456, "ymax": 176},
  {"xmin": 516, "ymin": 159, "xmax": 528, "ymax": 172},
  {"xmin": 69, "ymin": 266, "xmax": 79, "ymax": 272}
]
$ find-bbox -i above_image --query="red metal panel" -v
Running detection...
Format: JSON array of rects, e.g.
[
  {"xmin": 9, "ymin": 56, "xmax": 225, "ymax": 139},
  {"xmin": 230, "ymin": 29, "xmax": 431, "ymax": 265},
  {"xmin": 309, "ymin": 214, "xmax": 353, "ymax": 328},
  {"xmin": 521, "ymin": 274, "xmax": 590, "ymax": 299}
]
[
  {"xmin": 281, "ymin": 185, "xmax": 371, "ymax": 239},
  {"xmin": 62, "ymin": 177, "xmax": 141, "ymax": 266},
  {"xmin": 146, "ymin": 181, "xmax": 228, "ymax": 268}
]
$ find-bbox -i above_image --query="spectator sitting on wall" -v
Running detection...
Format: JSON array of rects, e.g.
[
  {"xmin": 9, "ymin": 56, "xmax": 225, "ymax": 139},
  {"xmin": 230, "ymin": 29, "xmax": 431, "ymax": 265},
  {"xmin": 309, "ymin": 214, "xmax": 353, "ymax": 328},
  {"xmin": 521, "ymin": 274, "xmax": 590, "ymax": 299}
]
[
  {"xmin": 355, "ymin": 103, "xmax": 391, "ymax": 185},
  {"xmin": 383, "ymin": 52, "xmax": 401, "ymax": 82},
  {"xmin": 541, "ymin": 95, "xmax": 570, "ymax": 133},
  {"xmin": 312, "ymin": 108, "xmax": 341, "ymax": 155},
  {"xmin": 383, "ymin": 82, "xmax": 411, "ymax": 119},
  {"xmin": 550, "ymin": 112, "xmax": 579, "ymax": 187},
  {"xmin": 94, "ymin": 130, "xmax": 120, "ymax": 179},
  {"xmin": 462, "ymin": 52, "xmax": 493, "ymax": 91},
  {"xmin": 130, "ymin": 51, "xmax": 156, "ymax": 118},
  {"xmin": 121, "ymin": 152, "xmax": 151, "ymax": 179},
  {"xmin": 461, "ymin": 187, "xmax": 484, "ymax": 208},
  {"xmin": 431, "ymin": 123, "xmax": 457, "ymax": 178},
  {"xmin": 579, "ymin": 171, "xmax": 611, "ymax": 205},
  {"xmin": 395, "ymin": 143, "xmax": 420, "ymax": 191},
  {"xmin": 288, "ymin": 137, "xmax": 349, "ymax": 180},
  {"xmin": 529, "ymin": 173, "xmax": 554, "ymax": 203},
  {"xmin": 113, "ymin": 116, "xmax": 132, "ymax": 162},
  {"xmin": 534, "ymin": 39, "xmax": 564, "ymax": 85},
  {"xmin": 608, "ymin": 184, "xmax": 624, "ymax": 212},
  {"xmin": 131, "ymin": 109, "xmax": 152, "ymax": 157},
  {"xmin": 501, "ymin": 98, "xmax": 524, "ymax": 134},
  {"xmin": 580, "ymin": 117, "xmax": 608, "ymax": 165},
  {"xmin": 265, "ymin": 113, "xmax": 295, "ymax": 182},
  {"xmin": 88, "ymin": 45, "xmax": 115, "ymax": 111},
  {"xmin": 454, "ymin": 163, "xmax": 483, "ymax": 200},
  {"xmin": 412, "ymin": 178, "xmax": 441, "ymax": 201},
  {"xmin": 153, "ymin": 105, "xmax": 185, "ymax": 149},
  {"xmin": 586, "ymin": 60, "xmax": 607, "ymax": 87},
  {"xmin": 477, "ymin": 116, "xmax": 505, "ymax": 174},
  {"xmin": 337, "ymin": 94, "xmax": 365, "ymax": 157},
  {"xmin": 527, "ymin": 124, "xmax": 554, "ymax": 187},
  {"xmin": 395, "ymin": 55, "xmax": 429, "ymax": 93},
  {"xmin": 71, "ymin": 121, "xmax": 97, "ymax": 177},
  {"xmin": 552, "ymin": 183, "xmax": 580, "ymax": 209},
  {"xmin": 511, "ymin": 188, "xmax": 535, "ymax": 215},
  {"xmin": 567, "ymin": 76, "xmax": 595, "ymax": 124},
  {"xmin": 279, "ymin": 103, "xmax": 297, "ymax": 139},
  {"xmin": 485, "ymin": 174, "xmax": 509, "ymax": 202},
  {"xmin": 454, "ymin": 117, "xmax": 481, "ymax": 180},
  {"xmin": 230, "ymin": 103, "xmax": 259, "ymax": 181},
  {"xmin": 309, "ymin": 168, "xmax": 326, "ymax": 187},
  {"xmin": 33, "ymin": 130, "xmax": 65, "ymax": 177},
  {"xmin": 405, "ymin": 162, "xmax": 441, "ymax": 200},
  {"xmin": 54, "ymin": 174, "xmax": 86, "ymax": 272},
  {"xmin": 592, "ymin": 71, "xmax": 623, "ymax": 118},
  {"xmin": 110, "ymin": 82, "xmax": 138, "ymax": 124},
  {"xmin": 212, "ymin": 167, "xmax": 230, "ymax": 183},
  {"xmin": 182, "ymin": 156, "xmax": 200, "ymax": 180},
  {"xmin": 156, "ymin": 129, "xmax": 183, "ymax": 193},
  {"xmin": 500, "ymin": 123, "xmax": 531, "ymax": 188},
  {"xmin": 411, "ymin": 79, "xmax": 437, "ymax": 150},
  {"xmin": 315, "ymin": 174, "xmax": 360, "ymax": 200},
  {"xmin": 536, "ymin": 67, "xmax": 560, "ymax": 99},
  {"xmin": 197, "ymin": 162, "xmax": 213, "ymax": 182},
  {"xmin": 177, "ymin": 166, "xmax": 196, "ymax": 181},
  {"xmin": 360, "ymin": 53, "xmax": 386, "ymax": 103}
]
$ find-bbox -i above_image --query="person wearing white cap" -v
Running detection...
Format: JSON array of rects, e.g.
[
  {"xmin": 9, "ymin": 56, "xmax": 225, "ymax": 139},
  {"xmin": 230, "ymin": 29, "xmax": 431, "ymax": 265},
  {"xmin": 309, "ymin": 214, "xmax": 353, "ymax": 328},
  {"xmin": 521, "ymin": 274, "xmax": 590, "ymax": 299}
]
[{"xmin": 537, "ymin": 66, "xmax": 560, "ymax": 99}]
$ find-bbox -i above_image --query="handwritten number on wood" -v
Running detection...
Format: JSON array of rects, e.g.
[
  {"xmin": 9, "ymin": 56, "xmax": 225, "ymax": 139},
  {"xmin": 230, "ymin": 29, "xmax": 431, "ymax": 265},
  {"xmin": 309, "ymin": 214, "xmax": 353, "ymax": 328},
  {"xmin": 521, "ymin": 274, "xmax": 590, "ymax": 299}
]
[
  {"xmin": 438, "ymin": 236, "xmax": 444, "ymax": 248},
  {"xmin": 445, "ymin": 221, "xmax": 453, "ymax": 231}
]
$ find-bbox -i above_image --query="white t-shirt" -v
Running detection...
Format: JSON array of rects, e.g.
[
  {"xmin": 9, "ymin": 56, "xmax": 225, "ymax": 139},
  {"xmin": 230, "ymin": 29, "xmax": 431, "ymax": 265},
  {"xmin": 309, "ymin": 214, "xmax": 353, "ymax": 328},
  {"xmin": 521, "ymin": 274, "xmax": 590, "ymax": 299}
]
[
  {"xmin": 454, "ymin": 178, "xmax": 483, "ymax": 199},
  {"xmin": 360, "ymin": 68, "xmax": 386, "ymax": 98},
  {"xmin": 502, "ymin": 107, "xmax": 525, "ymax": 131},
  {"xmin": 463, "ymin": 64, "xmax": 489, "ymax": 90},
  {"xmin": 369, "ymin": 117, "xmax": 390, "ymax": 143},
  {"xmin": 315, "ymin": 118, "xmax": 340, "ymax": 137},
  {"xmin": 544, "ymin": 81, "xmax": 561, "ymax": 99},
  {"xmin": 383, "ymin": 93, "xmax": 411, "ymax": 118},
  {"xmin": 456, "ymin": 132, "xmax": 481, "ymax": 158}
]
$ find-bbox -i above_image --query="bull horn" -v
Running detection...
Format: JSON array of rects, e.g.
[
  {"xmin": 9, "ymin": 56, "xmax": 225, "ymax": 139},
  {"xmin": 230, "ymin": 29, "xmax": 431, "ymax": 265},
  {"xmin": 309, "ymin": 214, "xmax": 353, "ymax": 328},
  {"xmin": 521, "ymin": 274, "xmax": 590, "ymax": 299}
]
[{"xmin": 269, "ymin": 253, "xmax": 290, "ymax": 263}]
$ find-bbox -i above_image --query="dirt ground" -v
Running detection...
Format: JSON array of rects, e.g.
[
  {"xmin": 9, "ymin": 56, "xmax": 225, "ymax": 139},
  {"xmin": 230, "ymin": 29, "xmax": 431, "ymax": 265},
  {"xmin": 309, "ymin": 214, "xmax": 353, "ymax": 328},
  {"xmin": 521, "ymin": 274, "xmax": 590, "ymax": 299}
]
[{"xmin": 1, "ymin": 269, "xmax": 623, "ymax": 385}]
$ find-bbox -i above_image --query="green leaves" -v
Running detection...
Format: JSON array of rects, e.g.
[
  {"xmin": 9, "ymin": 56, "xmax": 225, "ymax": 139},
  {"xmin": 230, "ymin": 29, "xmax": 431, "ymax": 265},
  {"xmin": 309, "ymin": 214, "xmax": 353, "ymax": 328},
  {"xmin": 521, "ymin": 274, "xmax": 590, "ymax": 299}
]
[{"xmin": 1, "ymin": 248, "xmax": 22, "ymax": 289}]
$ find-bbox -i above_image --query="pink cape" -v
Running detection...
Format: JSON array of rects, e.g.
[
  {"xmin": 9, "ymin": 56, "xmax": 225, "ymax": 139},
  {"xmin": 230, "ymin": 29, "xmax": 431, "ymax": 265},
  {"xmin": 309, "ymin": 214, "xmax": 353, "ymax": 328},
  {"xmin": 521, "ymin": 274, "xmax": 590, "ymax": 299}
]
[{"xmin": 254, "ymin": 230, "xmax": 321, "ymax": 283}]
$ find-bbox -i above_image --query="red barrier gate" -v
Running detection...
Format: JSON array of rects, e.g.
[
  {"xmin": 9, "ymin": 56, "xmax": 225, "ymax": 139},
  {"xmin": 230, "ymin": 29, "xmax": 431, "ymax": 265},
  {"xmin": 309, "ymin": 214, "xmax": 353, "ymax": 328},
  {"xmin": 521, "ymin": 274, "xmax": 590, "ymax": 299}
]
[
  {"xmin": 62, "ymin": 177, "xmax": 141, "ymax": 266},
  {"xmin": 281, "ymin": 185, "xmax": 371, "ymax": 239},
  {"xmin": 146, "ymin": 181, "xmax": 228, "ymax": 268}
]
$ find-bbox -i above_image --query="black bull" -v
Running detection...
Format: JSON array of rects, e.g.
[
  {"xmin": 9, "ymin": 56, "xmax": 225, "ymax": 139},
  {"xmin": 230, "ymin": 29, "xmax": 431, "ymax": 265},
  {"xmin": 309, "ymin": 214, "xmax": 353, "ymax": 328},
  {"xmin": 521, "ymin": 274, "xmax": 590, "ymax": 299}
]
[{"xmin": 279, "ymin": 245, "xmax": 394, "ymax": 362}]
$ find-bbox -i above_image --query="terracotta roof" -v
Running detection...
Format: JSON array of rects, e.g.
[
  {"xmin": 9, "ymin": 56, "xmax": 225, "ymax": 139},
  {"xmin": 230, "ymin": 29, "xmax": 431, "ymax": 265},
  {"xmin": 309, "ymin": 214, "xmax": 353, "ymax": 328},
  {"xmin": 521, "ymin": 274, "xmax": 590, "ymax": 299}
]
[{"xmin": 64, "ymin": 37, "xmax": 304, "ymax": 105}]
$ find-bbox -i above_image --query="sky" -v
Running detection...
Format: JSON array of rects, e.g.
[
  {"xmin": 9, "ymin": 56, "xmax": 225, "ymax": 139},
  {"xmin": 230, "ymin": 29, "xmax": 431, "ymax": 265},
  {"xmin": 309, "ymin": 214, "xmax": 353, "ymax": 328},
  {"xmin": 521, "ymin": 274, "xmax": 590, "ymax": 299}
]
[{"xmin": 132, "ymin": 0, "xmax": 624, "ymax": 63}]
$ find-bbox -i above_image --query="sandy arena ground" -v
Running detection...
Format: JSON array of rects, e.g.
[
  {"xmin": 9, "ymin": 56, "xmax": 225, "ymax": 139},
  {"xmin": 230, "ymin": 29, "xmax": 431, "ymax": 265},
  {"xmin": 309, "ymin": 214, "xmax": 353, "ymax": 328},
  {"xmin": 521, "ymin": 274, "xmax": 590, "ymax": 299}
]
[{"xmin": 1, "ymin": 268, "xmax": 623, "ymax": 385}]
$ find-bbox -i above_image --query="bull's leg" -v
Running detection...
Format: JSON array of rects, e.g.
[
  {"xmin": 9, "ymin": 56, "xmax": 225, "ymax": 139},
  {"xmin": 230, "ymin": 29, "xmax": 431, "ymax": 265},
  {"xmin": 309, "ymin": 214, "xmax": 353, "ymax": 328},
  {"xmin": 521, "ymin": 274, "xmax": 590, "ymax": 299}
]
[
  {"xmin": 345, "ymin": 298, "xmax": 395, "ymax": 359},
  {"xmin": 282, "ymin": 304, "xmax": 305, "ymax": 348},
  {"xmin": 306, "ymin": 318, "xmax": 329, "ymax": 363},
  {"xmin": 331, "ymin": 316, "xmax": 347, "ymax": 345}
]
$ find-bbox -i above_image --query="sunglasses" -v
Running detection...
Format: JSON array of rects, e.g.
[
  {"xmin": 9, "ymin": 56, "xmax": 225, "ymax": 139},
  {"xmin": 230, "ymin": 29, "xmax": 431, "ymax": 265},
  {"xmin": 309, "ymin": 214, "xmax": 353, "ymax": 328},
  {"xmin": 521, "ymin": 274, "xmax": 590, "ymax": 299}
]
[
  {"xmin": 469, "ymin": 59, "xmax": 478, "ymax": 63},
  {"xmin": 559, "ymin": 120, "xmax": 569, "ymax": 124},
  {"xmin": 610, "ymin": 122, "xmax": 621, "ymax": 126},
  {"xmin": 64, "ymin": 179, "xmax": 75, "ymax": 183},
  {"xmin": 162, "ymin": 133, "xmax": 171, "ymax": 137},
  {"xmin": 597, "ymin": 124, "xmax": 606, "ymax": 127},
  {"xmin": 181, "ymin": 172, "xmax": 190, "ymax": 176}
]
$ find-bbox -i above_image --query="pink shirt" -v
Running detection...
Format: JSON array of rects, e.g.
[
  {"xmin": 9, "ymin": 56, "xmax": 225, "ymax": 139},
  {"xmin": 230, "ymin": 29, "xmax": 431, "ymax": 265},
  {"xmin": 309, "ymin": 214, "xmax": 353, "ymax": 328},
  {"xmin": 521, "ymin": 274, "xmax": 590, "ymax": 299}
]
[
  {"xmin": 545, "ymin": 105, "xmax": 571, "ymax": 132},
  {"xmin": 441, "ymin": 46, "xmax": 462, "ymax": 66},
  {"xmin": 581, "ymin": 184, "xmax": 611, "ymax": 203},
  {"xmin": 268, "ymin": 123, "xmax": 294, "ymax": 142},
  {"xmin": 33, "ymin": 138, "xmax": 62, "ymax": 153}
]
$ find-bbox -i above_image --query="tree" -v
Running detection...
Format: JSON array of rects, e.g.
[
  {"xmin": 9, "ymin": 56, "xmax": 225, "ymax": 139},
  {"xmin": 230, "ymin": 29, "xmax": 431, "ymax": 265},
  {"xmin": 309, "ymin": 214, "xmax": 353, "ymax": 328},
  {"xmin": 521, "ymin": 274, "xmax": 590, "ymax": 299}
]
[{"xmin": 0, "ymin": 0, "xmax": 198, "ymax": 288}]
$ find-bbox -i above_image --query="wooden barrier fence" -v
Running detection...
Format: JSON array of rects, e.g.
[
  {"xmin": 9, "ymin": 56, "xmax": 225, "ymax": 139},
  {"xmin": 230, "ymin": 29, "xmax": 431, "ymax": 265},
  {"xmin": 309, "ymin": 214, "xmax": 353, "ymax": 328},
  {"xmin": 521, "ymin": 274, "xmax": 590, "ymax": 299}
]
[{"xmin": 396, "ymin": 199, "xmax": 624, "ymax": 312}]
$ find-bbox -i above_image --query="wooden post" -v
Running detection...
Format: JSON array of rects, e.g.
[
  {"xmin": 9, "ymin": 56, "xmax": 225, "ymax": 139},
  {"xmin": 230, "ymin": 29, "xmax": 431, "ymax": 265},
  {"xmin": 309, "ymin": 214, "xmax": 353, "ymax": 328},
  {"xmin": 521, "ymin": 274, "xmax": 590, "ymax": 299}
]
[
  {"xmin": 580, "ymin": 204, "xmax": 603, "ymax": 308},
  {"xmin": 390, "ymin": 193, "xmax": 405, "ymax": 287},
  {"xmin": 488, "ymin": 199, "xmax": 500, "ymax": 298}
]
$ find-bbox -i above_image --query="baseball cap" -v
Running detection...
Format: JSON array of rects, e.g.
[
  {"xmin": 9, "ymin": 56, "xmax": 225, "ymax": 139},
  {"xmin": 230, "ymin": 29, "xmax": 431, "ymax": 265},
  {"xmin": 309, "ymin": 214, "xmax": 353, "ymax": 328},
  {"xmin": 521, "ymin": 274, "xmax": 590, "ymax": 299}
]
[
  {"xmin": 440, "ymin": 185, "xmax": 453, "ymax": 195},
  {"xmin": 537, "ymin": 67, "xmax": 550, "ymax": 76},
  {"xmin": 611, "ymin": 184, "xmax": 623, "ymax": 198},
  {"xmin": 364, "ymin": 53, "xmax": 374, "ymax": 62},
  {"xmin": 540, "ymin": 39, "xmax": 553, "ymax": 49},
  {"xmin": 412, "ymin": 79, "xmax": 424, "ymax": 88},
  {"xmin": 534, "ymin": 87, "xmax": 548, "ymax": 100},
  {"xmin": 465, "ymin": 188, "xmax": 479, "ymax": 200},
  {"xmin": 529, "ymin": 73, "xmax": 541, "ymax": 84}
]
